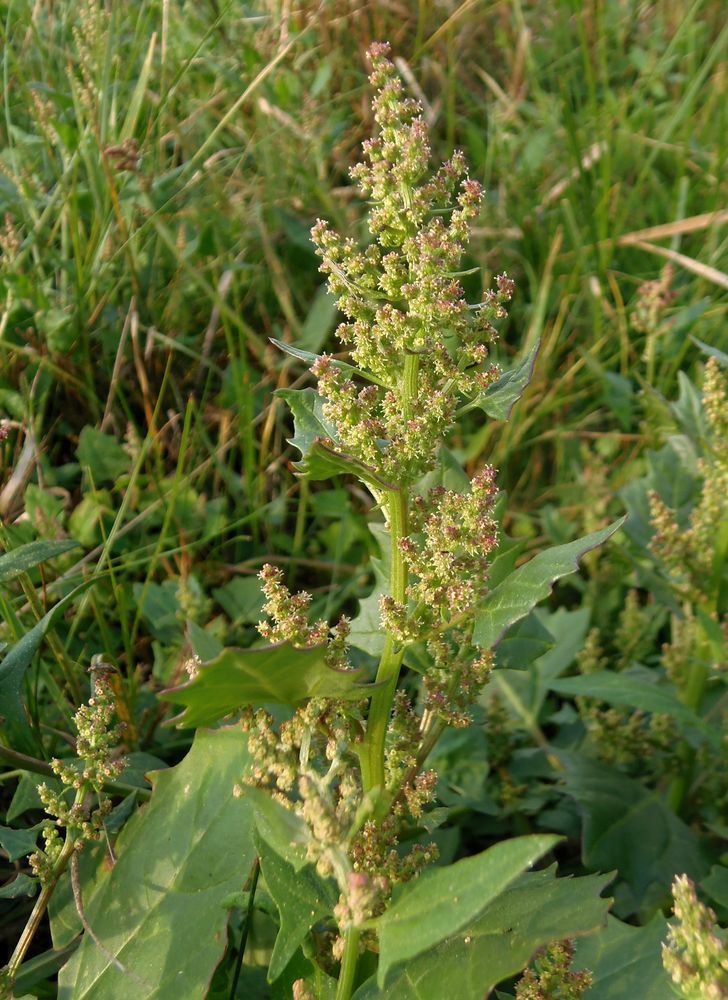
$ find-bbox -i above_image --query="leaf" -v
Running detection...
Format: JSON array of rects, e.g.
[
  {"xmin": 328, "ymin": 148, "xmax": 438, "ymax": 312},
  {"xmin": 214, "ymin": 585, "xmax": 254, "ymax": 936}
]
[
  {"xmin": 161, "ymin": 642, "xmax": 373, "ymax": 728},
  {"xmin": 0, "ymin": 873, "xmax": 38, "ymax": 898},
  {"xmin": 349, "ymin": 559, "xmax": 388, "ymax": 657},
  {"xmin": 246, "ymin": 786, "xmax": 310, "ymax": 871},
  {"xmin": 495, "ymin": 613, "xmax": 555, "ymax": 669},
  {"xmin": 549, "ymin": 671, "xmax": 718, "ymax": 746},
  {"xmin": 256, "ymin": 833, "xmax": 338, "ymax": 982},
  {"xmin": 473, "ymin": 520, "xmax": 625, "ymax": 648},
  {"xmin": 276, "ymin": 388, "xmax": 396, "ymax": 491},
  {"xmin": 702, "ymin": 865, "xmax": 728, "ymax": 909},
  {"xmin": 57, "ymin": 727, "xmax": 256, "ymax": 999},
  {"xmin": 557, "ymin": 752, "xmax": 708, "ymax": 918},
  {"xmin": 271, "ymin": 338, "xmax": 385, "ymax": 386},
  {"xmin": 572, "ymin": 915, "xmax": 672, "ymax": 999},
  {"xmin": 77, "ymin": 427, "xmax": 129, "ymax": 483},
  {"xmin": 0, "ymin": 822, "xmax": 41, "ymax": 861},
  {"xmin": 461, "ymin": 340, "xmax": 540, "ymax": 420},
  {"xmin": 186, "ymin": 620, "xmax": 224, "ymax": 661},
  {"xmin": 0, "ymin": 539, "xmax": 79, "ymax": 583},
  {"xmin": 357, "ymin": 866, "xmax": 611, "ymax": 999},
  {"xmin": 375, "ymin": 834, "xmax": 560, "ymax": 986},
  {"xmin": 692, "ymin": 336, "xmax": 728, "ymax": 367},
  {"xmin": 0, "ymin": 580, "xmax": 94, "ymax": 751}
]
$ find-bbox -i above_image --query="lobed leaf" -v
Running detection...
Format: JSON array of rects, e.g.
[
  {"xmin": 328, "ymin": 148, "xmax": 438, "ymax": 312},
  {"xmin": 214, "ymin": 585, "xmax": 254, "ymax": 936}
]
[
  {"xmin": 161, "ymin": 642, "xmax": 373, "ymax": 728},
  {"xmin": 558, "ymin": 752, "xmax": 708, "ymax": 918},
  {"xmin": 473, "ymin": 519, "xmax": 626, "ymax": 648},
  {"xmin": 277, "ymin": 387, "xmax": 397, "ymax": 491}
]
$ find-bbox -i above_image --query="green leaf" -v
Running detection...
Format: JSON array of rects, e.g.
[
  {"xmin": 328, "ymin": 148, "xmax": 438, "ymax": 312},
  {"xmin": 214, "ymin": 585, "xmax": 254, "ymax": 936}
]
[
  {"xmin": 0, "ymin": 822, "xmax": 41, "ymax": 861},
  {"xmin": 702, "ymin": 865, "xmax": 728, "ymax": 909},
  {"xmin": 473, "ymin": 520, "xmax": 625, "ymax": 648},
  {"xmin": 0, "ymin": 580, "xmax": 94, "ymax": 751},
  {"xmin": 495, "ymin": 613, "xmax": 554, "ymax": 669},
  {"xmin": 549, "ymin": 671, "xmax": 718, "ymax": 746},
  {"xmin": 375, "ymin": 834, "xmax": 560, "ymax": 986},
  {"xmin": 187, "ymin": 620, "xmax": 224, "ymax": 661},
  {"xmin": 692, "ymin": 336, "xmax": 728, "ymax": 367},
  {"xmin": 357, "ymin": 867, "xmax": 611, "ymax": 999},
  {"xmin": 246, "ymin": 786, "xmax": 310, "ymax": 871},
  {"xmin": 58, "ymin": 727, "xmax": 256, "ymax": 999},
  {"xmin": 276, "ymin": 388, "xmax": 396, "ymax": 491},
  {"xmin": 256, "ymin": 833, "xmax": 338, "ymax": 982},
  {"xmin": 0, "ymin": 873, "xmax": 38, "ymax": 898},
  {"xmin": 77, "ymin": 427, "xmax": 129, "ymax": 483},
  {"xmin": 572, "ymin": 915, "xmax": 672, "ymax": 999},
  {"xmin": 558, "ymin": 752, "xmax": 708, "ymax": 918},
  {"xmin": 161, "ymin": 642, "xmax": 373, "ymax": 728},
  {"xmin": 0, "ymin": 539, "xmax": 79, "ymax": 583},
  {"xmin": 460, "ymin": 340, "xmax": 540, "ymax": 420},
  {"xmin": 271, "ymin": 338, "xmax": 386, "ymax": 386}
]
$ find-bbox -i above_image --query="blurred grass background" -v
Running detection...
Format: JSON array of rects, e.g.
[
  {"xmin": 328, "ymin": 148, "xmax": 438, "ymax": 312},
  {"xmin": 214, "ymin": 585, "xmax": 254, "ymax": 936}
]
[{"xmin": 0, "ymin": 0, "xmax": 725, "ymax": 714}]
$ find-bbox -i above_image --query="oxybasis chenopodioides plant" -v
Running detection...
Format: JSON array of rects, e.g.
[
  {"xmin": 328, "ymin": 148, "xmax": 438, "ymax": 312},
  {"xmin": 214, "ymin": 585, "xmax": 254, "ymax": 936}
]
[{"xmin": 164, "ymin": 40, "xmax": 621, "ymax": 1000}]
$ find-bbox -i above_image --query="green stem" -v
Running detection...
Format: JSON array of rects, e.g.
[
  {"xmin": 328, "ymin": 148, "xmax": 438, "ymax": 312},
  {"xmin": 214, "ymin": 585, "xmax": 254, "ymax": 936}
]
[
  {"xmin": 666, "ymin": 621, "xmax": 710, "ymax": 815},
  {"xmin": 335, "ymin": 927, "xmax": 361, "ymax": 1000},
  {"xmin": 360, "ymin": 356, "xmax": 419, "ymax": 795}
]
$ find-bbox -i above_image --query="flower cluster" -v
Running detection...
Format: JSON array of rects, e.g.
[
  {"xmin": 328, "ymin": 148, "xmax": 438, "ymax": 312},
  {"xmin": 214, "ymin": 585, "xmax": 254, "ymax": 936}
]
[
  {"xmin": 30, "ymin": 669, "xmax": 125, "ymax": 885},
  {"xmin": 515, "ymin": 940, "xmax": 593, "ymax": 999},
  {"xmin": 631, "ymin": 263, "xmax": 675, "ymax": 336},
  {"xmin": 257, "ymin": 564, "xmax": 351, "ymax": 669},
  {"xmin": 309, "ymin": 43, "xmax": 513, "ymax": 488},
  {"xmin": 649, "ymin": 357, "xmax": 727, "ymax": 604},
  {"xmin": 398, "ymin": 466, "xmax": 499, "ymax": 624},
  {"xmin": 238, "ymin": 695, "xmax": 437, "ymax": 955},
  {"xmin": 662, "ymin": 875, "xmax": 728, "ymax": 999}
]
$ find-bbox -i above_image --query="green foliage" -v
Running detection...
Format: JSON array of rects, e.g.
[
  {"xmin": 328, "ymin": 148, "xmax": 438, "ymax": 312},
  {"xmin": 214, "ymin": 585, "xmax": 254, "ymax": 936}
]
[
  {"xmin": 0, "ymin": 1, "xmax": 726, "ymax": 996},
  {"xmin": 162, "ymin": 642, "xmax": 372, "ymax": 728},
  {"xmin": 473, "ymin": 521, "xmax": 625, "ymax": 648},
  {"xmin": 57, "ymin": 728, "xmax": 256, "ymax": 999}
]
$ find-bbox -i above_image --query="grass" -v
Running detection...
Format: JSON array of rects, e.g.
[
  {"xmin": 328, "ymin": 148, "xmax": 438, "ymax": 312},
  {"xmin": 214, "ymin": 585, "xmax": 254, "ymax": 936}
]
[{"xmin": 0, "ymin": 0, "xmax": 726, "ymax": 985}]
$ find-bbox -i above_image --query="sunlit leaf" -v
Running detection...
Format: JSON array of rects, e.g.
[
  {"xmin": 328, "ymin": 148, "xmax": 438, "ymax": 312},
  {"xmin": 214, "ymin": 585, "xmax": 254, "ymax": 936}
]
[
  {"xmin": 162, "ymin": 642, "xmax": 373, "ymax": 728},
  {"xmin": 473, "ymin": 520, "xmax": 625, "ymax": 648}
]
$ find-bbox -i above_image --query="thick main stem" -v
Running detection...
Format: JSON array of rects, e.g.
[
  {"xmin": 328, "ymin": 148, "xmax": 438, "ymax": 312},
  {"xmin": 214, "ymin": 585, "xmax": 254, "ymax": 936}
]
[
  {"xmin": 360, "ymin": 355, "xmax": 419, "ymax": 795},
  {"xmin": 335, "ymin": 927, "xmax": 361, "ymax": 1000}
]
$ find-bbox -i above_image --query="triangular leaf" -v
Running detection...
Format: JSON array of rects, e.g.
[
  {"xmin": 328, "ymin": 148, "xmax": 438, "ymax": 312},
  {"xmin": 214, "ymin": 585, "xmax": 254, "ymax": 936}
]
[
  {"xmin": 460, "ymin": 340, "xmax": 540, "ymax": 421},
  {"xmin": 276, "ymin": 388, "xmax": 396, "ymax": 491},
  {"xmin": 473, "ymin": 520, "xmax": 625, "ymax": 648},
  {"xmin": 161, "ymin": 642, "xmax": 373, "ymax": 728}
]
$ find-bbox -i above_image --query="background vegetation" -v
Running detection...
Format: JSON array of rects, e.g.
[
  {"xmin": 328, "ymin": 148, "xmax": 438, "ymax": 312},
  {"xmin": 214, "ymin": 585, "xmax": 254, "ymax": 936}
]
[{"xmin": 0, "ymin": 0, "xmax": 726, "ymax": 996}]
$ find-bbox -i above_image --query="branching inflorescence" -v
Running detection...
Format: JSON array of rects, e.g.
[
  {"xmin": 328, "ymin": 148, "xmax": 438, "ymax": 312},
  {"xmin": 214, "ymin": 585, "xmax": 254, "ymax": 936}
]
[{"xmin": 241, "ymin": 42, "xmax": 516, "ymax": 987}]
